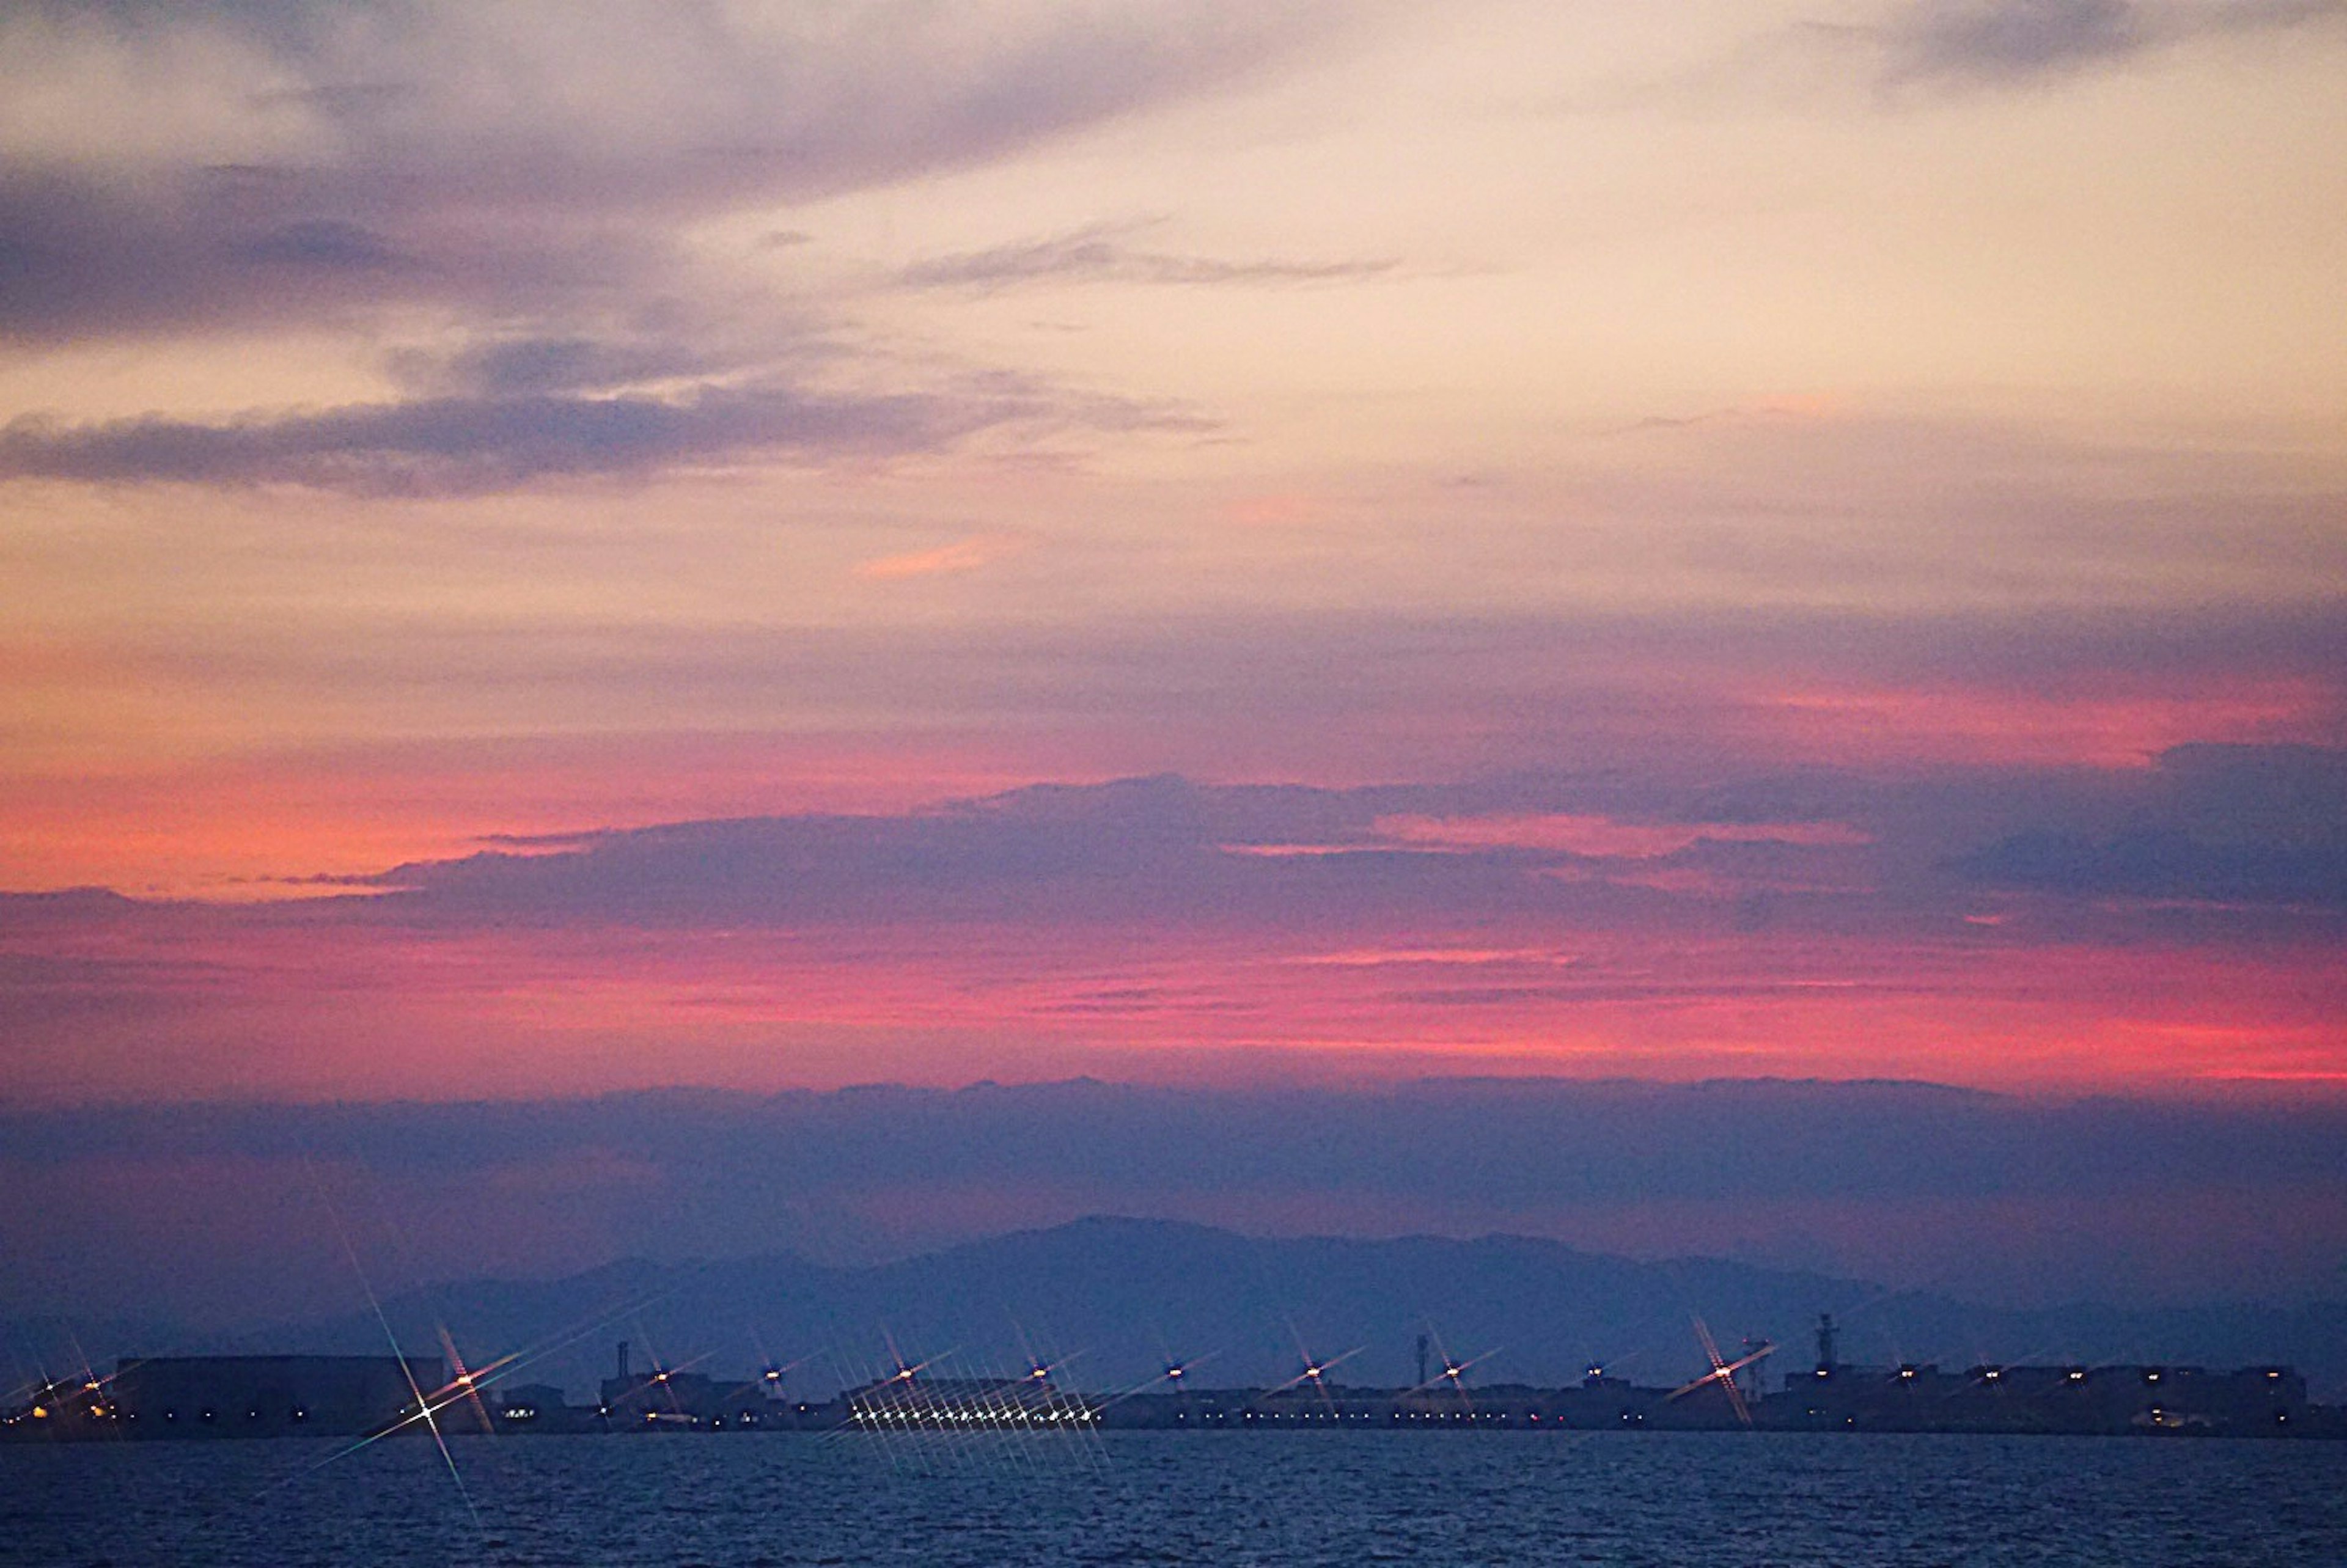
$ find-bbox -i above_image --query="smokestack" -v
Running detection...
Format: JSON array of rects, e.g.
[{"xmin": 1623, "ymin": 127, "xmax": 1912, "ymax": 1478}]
[
  {"xmin": 618, "ymin": 1341, "xmax": 631, "ymax": 1382},
  {"xmin": 1416, "ymin": 1333, "xmax": 1429, "ymax": 1388}
]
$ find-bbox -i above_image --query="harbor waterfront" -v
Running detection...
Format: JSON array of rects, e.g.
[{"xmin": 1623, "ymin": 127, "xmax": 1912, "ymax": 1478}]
[{"xmin": 10, "ymin": 1328, "xmax": 2343, "ymax": 1445}]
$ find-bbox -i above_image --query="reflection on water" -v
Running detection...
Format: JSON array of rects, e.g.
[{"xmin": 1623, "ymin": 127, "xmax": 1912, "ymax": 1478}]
[{"xmin": 6, "ymin": 1430, "xmax": 2346, "ymax": 1567}]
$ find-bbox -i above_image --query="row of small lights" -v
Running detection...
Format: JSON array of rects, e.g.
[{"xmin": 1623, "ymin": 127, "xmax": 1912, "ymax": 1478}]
[
  {"xmin": 1818, "ymin": 1366, "xmax": 2274, "ymax": 1386},
  {"xmin": 13, "ymin": 1362, "xmax": 2293, "ymax": 1428},
  {"xmin": 852, "ymin": 1409, "xmax": 1097, "ymax": 1424}
]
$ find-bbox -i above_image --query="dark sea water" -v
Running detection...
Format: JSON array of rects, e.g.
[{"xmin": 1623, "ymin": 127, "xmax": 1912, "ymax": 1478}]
[{"xmin": 6, "ymin": 1431, "xmax": 2345, "ymax": 1567}]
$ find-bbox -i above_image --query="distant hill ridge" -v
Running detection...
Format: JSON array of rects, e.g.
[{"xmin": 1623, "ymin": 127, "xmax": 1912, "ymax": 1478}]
[{"xmin": 13, "ymin": 1218, "xmax": 2346, "ymax": 1403}]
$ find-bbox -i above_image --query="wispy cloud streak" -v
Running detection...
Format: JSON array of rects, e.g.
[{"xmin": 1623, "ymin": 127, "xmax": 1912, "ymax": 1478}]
[
  {"xmin": 0, "ymin": 384, "xmax": 1065, "ymax": 494},
  {"xmin": 901, "ymin": 223, "xmax": 1399, "ymax": 293},
  {"xmin": 1856, "ymin": 0, "xmax": 2345, "ymax": 87}
]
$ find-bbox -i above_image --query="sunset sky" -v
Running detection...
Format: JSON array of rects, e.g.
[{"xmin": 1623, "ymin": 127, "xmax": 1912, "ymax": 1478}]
[{"xmin": 3, "ymin": 0, "xmax": 2346, "ymax": 1284}]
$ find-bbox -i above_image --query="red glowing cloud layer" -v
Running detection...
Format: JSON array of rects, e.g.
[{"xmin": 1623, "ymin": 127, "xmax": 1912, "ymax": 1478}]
[{"xmin": 5, "ymin": 720, "xmax": 2342, "ymax": 1103}]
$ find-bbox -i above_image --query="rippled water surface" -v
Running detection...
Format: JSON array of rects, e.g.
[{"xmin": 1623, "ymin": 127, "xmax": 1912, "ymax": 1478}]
[{"xmin": 8, "ymin": 1431, "xmax": 2346, "ymax": 1566}]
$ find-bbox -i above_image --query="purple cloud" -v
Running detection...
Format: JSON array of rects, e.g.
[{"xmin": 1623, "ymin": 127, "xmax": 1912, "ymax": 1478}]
[
  {"xmin": 0, "ymin": 377, "xmax": 1195, "ymax": 494},
  {"xmin": 1867, "ymin": 0, "xmax": 2343, "ymax": 87},
  {"xmin": 207, "ymin": 736, "xmax": 2325, "ymax": 933},
  {"xmin": 0, "ymin": 2, "xmax": 1360, "ymax": 345}
]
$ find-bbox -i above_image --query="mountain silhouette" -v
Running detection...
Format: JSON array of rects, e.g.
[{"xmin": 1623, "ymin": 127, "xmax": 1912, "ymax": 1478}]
[{"xmin": 21, "ymin": 1218, "xmax": 2347, "ymax": 1403}]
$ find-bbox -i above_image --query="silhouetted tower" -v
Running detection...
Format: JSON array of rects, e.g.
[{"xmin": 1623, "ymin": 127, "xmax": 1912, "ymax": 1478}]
[
  {"xmin": 1814, "ymin": 1314, "xmax": 1837, "ymax": 1376},
  {"xmin": 617, "ymin": 1341, "xmax": 631, "ymax": 1382},
  {"xmin": 1741, "ymin": 1335, "xmax": 1771, "ymax": 1397},
  {"xmin": 1416, "ymin": 1333, "xmax": 1430, "ymax": 1388}
]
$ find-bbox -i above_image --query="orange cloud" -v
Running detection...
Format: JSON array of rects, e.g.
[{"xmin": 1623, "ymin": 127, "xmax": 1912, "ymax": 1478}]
[
  {"xmin": 1219, "ymin": 493, "xmax": 1324, "ymax": 528},
  {"xmin": 855, "ymin": 532, "xmax": 1030, "ymax": 580},
  {"xmin": 1375, "ymin": 813, "xmax": 1870, "ymax": 859}
]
